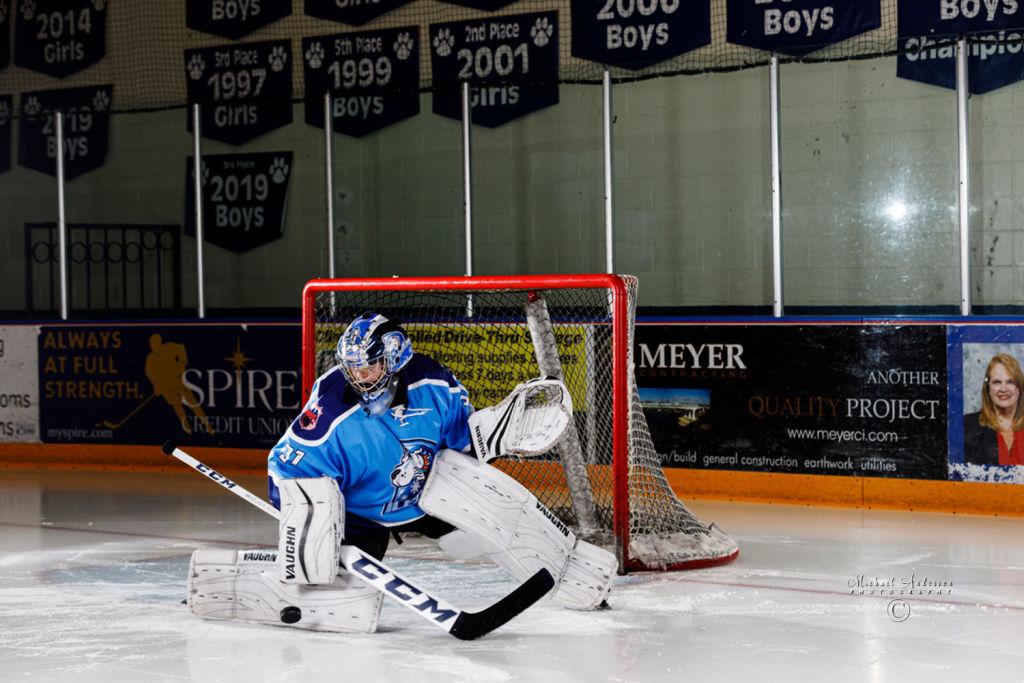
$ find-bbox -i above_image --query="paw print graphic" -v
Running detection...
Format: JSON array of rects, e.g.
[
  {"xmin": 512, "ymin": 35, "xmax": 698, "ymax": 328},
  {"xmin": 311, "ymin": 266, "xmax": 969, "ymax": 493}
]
[
  {"xmin": 20, "ymin": 0, "xmax": 35, "ymax": 21},
  {"xmin": 91, "ymin": 0, "xmax": 105, "ymax": 11},
  {"xmin": 187, "ymin": 54, "xmax": 206, "ymax": 80},
  {"xmin": 433, "ymin": 28, "xmax": 454, "ymax": 57},
  {"xmin": 269, "ymin": 157, "xmax": 290, "ymax": 184},
  {"xmin": 531, "ymin": 17, "xmax": 553, "ymax": 48},
  {"xmin": 92, "ymin": 89, "xmax": 110, "ymax": 112},
  {"xmin": 0, "ymin": 102, "xmax": 9, "ymax": 127},
  {"xmin": 305, "ymin": 41, "xmax": 325, "ymax": 69},
  {"xmin": 268, "ymin": 45, "xmax": 288, "ymax": 72},
  {"xmin": 23, "ymin": 96, "xmax": 40, "ymax": 117},
  {"xmin": 394, "ymin": 32, "xmax": 415, "ymax": 61}
]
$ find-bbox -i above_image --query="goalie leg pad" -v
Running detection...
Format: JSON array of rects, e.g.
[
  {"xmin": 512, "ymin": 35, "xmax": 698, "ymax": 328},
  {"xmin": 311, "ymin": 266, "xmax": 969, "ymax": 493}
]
[
  {"xmin": 187, "ymin": 548, "xmax": 382, "ymax": 633},
  {"xmin": 556, "ymin": 540, "xmax": 617, "ymax": 610},
  {"xmin": 423, "ymin": 449, "xmax": 614, "ymax": 608},
  {"xmin": 277, "ymin": 476, "xmax": 343, "ymax": 585}
]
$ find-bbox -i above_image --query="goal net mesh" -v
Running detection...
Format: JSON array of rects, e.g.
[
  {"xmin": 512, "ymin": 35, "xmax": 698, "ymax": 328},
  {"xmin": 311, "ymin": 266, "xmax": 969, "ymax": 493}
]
[{"xmin": 306, "ymin": 275, "xmax": 737, "ymax": 572}]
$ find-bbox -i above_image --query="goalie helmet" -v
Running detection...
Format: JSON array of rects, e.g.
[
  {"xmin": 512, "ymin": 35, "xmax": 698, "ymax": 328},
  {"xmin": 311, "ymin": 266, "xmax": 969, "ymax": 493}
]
[{"xmin": 336, "ymin": 313, "xmax": 412, "ymax": 417}]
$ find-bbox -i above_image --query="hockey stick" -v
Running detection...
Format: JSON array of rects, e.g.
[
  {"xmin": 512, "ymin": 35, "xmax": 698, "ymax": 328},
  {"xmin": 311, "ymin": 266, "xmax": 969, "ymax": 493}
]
[{"xmin": 161, "ymin": 440, "xmax": 554, "ymax": 640}]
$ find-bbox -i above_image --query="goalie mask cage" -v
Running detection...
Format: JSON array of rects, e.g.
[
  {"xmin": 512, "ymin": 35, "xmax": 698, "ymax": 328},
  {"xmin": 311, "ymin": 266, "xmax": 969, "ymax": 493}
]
[{"xmin": 301, "ymin": 274, "xmax": 738, "ymax": 573}]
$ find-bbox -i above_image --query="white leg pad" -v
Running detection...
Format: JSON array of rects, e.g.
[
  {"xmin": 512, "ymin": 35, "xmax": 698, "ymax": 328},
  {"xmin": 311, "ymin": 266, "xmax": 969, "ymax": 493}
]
[
  {"xmin": 557, "ymin": 540, "xmax": 617, "ymax": 610},
  {"xmin": 422, "ymin": 449, "xmax": 616, "ymax": 610},
  {"xmin": 187, "ymin": 549, "xmax": 382, "ymax": 633},
  {"xmin": 278, "ymin": 476, "xmax": 343, "ymax": 584}
]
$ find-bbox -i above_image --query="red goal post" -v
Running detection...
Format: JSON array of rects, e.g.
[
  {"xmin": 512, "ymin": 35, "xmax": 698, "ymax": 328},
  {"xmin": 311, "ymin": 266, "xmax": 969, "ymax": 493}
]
[{"xmin": 301, "ymin": 274, "xmax": 738, "ymax": 573}]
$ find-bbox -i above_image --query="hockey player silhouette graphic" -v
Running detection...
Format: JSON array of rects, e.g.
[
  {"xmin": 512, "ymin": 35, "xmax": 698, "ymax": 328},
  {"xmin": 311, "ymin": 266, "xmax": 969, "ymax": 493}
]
[{"xmin": 145, "ymin": 334, "xmax": 213, "ymax": 435}]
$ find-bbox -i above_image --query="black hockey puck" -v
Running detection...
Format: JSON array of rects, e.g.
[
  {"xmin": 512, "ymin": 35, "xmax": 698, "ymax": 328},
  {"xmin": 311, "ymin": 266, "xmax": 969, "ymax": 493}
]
[{"xmin": 279, "ymin": 606, "xmax": 302, "ymax": 624}]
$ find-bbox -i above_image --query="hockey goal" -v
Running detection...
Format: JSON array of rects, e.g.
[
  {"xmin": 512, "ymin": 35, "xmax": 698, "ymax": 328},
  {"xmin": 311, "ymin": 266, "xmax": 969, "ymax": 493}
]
[{"xmin": 301, "ymin": 274, "xmax": 738, "ymax": 573}]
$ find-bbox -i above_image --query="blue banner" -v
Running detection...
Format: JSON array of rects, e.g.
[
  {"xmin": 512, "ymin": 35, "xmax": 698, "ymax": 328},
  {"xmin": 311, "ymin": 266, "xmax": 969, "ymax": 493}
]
[
  {"xmin": 38, "ymin": 324, "xmax": 302, "ymax": 448},
  {"xmin": 0, "ymin": 95, "xmax": 9, "ymax": 175},
  {"xmin": 0, "ymin": 0, "xmax": 10, "ymax": 72},
  {"xmin": 302, "ymin": 27, "xmax": 420, "ymax": 137},
  {"xmin": 430, "ymin": 11, "xmax": 559, "ymax": 128},
  {"xmin": 572, "ymin": 0, "xmax": 710, "ymax": 71},
  {"xmin": 727, "ymin": 0, "xmax": 881, "ymax": 56},
  {"xmin": 185, "ymin": 152, "xmax": 293, "ymax": 254},
  {"xmin": 898, "ymin": 0, "xmax": 1024, "ymax": 38},
  {"xmin": 184, "ymin": 39, "xmax": 293, "ymax": 145},
  {"xmin": 18, "ymin": 85, "xmax": 112, "ymax": 180},
  {"xmin": 437, "ymin": 0, "xmax": 520, "ymax": 9},
  {"xmin": 14, "ymin": 0, "xmax": 107, "ymax": 78},
  {"xmin": 187, "ymin": 0, "xmax": 292, "ymax": 39},
  {"xmin": 305, "ymin": 0, "xmax": 415, "ymax": 26},
  {"xmin": 897, "ymin": 32, "xmax": 1024, "ymax": 93}
]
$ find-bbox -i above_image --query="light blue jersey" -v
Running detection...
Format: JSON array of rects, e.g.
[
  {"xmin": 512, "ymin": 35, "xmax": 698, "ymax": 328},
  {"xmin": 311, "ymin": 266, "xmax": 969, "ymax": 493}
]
[{"xmin": 268, "ymin": 354, "xmax": 472, "ymax": 526}]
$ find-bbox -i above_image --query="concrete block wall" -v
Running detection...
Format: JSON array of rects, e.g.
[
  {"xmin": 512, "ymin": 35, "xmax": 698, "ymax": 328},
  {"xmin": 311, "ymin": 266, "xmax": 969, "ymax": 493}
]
[{"xmin": 1, "ymin": 55, "xmax": 1021, "ymax": 313}]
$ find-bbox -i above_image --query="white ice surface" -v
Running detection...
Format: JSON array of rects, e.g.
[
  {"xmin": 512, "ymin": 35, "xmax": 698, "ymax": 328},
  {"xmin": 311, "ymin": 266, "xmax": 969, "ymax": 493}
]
[{"xmin": 2, "ymin": 469, "xmax": 1023, "ymax": 682}]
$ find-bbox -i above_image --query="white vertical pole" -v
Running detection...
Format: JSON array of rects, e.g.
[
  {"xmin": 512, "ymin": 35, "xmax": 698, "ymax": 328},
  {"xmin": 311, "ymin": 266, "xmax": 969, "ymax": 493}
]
[
  {"xmin": 461, "ymin": 82, "xmax": 474, "ymax": 318},
  {"xmin": 192, "ymin": 103, "xmax": 206, "ymax": 319},
  {"xmin": 603, "ymin": 70, "xmax": 614, "ymax": 274},
  {"xmin": 769, "ymin": 54, "xmax": 784, "ymax": 318},
  {"xmin": 324, "ymin": 92, "xmax": 336, "ymax": 279},
  {"xmin": 55, "ymin": 110, "xmax": 68, "ymax": 320},
  {"xmin": 461, "ymin": 81, "xmax": 473, "ymax": 279},
  {"xmin": 957, "ymin": 37, "xmax": 971, "ymax": 316}
]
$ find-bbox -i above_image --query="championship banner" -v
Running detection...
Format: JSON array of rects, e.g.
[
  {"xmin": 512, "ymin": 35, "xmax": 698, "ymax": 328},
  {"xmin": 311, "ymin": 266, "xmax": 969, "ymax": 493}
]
[
  {"xmin": 898, "ymin": 0, "xmax": 1024, "ymax": 38},
  {"xmin": 18, "ymin": 85, "xmax": 113, "ymax": 180},
  {"xmin": 14, "ymin": 0, "xmax": 107, "ymax": 78},
  {"xmin": 636, "ymin": 324, "xmax": 948, "ymax": 479},
  {"xmin": 726, "ymin": 0, "xmax": 881, "ymax": 56},
  {"xmin": 0, "ymin": 325, "xmax": 40, "ymax": 444},
  {"xmin": 947, "ymin": 325, "xmax": 1024, "ymax": 484},
  {"xmin": 0, "ymin": 95, "xmax": 10, "ymax": 175},
  {"xmin": 0, "ymin": 0, "xmax": 10, "ymax": 71},
  {"xmin": 430, "ymin": 11, "xmax": 559, "ymax": 128},
  {"xmin": 187, "ymin": 0, "xmax": 292, "ymax": 39},
  {"xmin": 304, "ymin": 0, "xmax": 415, "ymax": 27},
  {"xmin": 571, "ymin": 0, "xmax": 711, "ymax": 71},
  {"xmin": 302, "ymin": 26, "xmax": 420, "ymax": 137},
  {"xmin": 897, "ymin": 0, "xmax": 1024, "ymax": 92},
  {"xmin": 184, "ymin": 39, "xmax": 293, "ymax": 145},
  {"xmin": 38, "ymin": 324, "xmax": 302, "ymax": 448},
  {"xmin": 184, "ymin": 151, "xmax": 293, "ymax": 254}
]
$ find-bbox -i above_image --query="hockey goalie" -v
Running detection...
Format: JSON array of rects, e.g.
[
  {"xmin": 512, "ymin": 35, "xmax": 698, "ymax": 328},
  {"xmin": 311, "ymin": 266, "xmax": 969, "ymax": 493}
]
[{"xmin": 186, "ymin": 313, "xmax": 617, "ymax": 634}]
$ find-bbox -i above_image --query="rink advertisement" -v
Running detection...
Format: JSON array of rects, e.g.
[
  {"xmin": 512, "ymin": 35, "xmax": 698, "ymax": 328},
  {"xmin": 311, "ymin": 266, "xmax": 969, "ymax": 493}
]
[
  {"xmin": 571, "ymin": 0, "xmax": 711, "ymax": 71},
  {"xmin": 429, "ymin": 11, "xmax": 559, "ymax": 128},
  {"xmin": 0, "ymin": 326, "xmax": 39, "ymax": 443},
  {"xmin": 946, "ymin": 325, "xmax": 1024, "ymax": 484},
  {"xmin": 184, "ymin": 39, "xmax": 293, "ymax": 145},
  {"xmin": 37, "ymin": 324, "xmax": 301, "ymax": 448},
  {"xmin": 637, "ymin": 324, "xmax": 949, "ymax": 480},
  {"xmin": 301, "ymin": 26, "xmax": 421, "ymax": 137}
]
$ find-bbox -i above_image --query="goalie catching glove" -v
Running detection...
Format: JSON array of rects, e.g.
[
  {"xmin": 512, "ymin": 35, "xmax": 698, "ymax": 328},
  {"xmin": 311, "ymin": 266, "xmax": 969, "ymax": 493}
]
[{"xmin": 468, "ymin": 377, "xmax": 573, "ymax": 463}]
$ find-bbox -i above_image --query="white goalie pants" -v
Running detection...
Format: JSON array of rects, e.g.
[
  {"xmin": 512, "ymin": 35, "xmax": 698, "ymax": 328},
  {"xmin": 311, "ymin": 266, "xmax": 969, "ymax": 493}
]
[{"xmin": 420, "ymin": 449, "xmax": 617, "ymax": 610}]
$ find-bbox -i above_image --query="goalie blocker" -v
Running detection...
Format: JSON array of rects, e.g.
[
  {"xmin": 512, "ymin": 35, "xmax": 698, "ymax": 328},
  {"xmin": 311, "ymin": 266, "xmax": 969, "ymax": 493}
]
[{"xmin": 421, "ymin": 449, "xmax": 617, "ymax": 610}]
